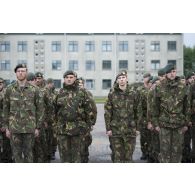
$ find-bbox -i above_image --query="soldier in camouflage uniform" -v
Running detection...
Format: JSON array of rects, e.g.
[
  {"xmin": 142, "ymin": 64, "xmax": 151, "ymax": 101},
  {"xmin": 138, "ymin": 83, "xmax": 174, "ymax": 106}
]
[
  {"xmin": 181, "ymin": 73, "xmax": 194, "ymax": 162},
  {"xmin": 55, "ymin": 71, "xmax": 95, "ymax": 163},
  {"xmin": 104, "ymin": 71, "xmax": 137, "ymax": 163},
  {"xmin": 3, "ymin": 64, "xmax": 44, "ymax": 163},
  {"xmin": 152, "ymin": 64, "xmax": 191, "ymax": 163},
  {"xmin": 0, "ymin": 78, "xmax": 5, "ymax": 162},
  {"xmin": 137, "ymin": 72, "xmax": 152, "ymax": 161},
  {"xmin": 0, "ymin": 78, "xmax": 13, "ymax": 163},
  {"xmin": 77, "ymin": 77, "xmax": 97, "ymax": 163},
  {"xmin": 33, "ymin": 72, "xmax": 49, "ymax": 162}
]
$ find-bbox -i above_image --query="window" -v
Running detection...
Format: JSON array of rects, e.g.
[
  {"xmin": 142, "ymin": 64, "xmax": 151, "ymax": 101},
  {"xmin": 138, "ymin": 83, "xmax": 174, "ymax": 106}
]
[
  {"xmin": 102, "ymin": 60, "xmax": 112, "ymax": 70},
  {"xmin": 102, "ymin": 41, "xmax": 112, "ymax": 52},
  {"xmin": 52, "ymin": 60, "xmax": 61, "ymax": 70},
  {"xmin": 119, "ymin": 60, "xmax": 128, "ymax": 70},
  {"xmin": 86, "ymin": 79, "xmax": 95, "ymax": 90},
  {"xmin": 52, "ymin": 41, "xmax": 61, "ymax": 52},
  {"xmin": 86, "ymin": 60, "xmax": 95, "ymax": 71},
  {"xmin": 0, "ymin": 60, "xmax": 10, "ymax": 70},
  {"xmin": 151, "ymin": 60, "xmax": 160, "ymax": 70},
  {"xmin": 18, "ymin": 41, "xmax": 27, "ymax": 52},
  {"xmin": 168, "ymin": 60, "xmax": 176, "ymax": 66},
  {"xmin": 69, "ymin": 60, "xmax": 78, "ymax": 70},
  {"xmin": 150, "ymin": 41, "xmax": 160, "ymax": 51},
  {"xmin": 119, "ymin": 41, "xmax": 128, "ymax": 52},
  {"xmin": 68, "ymin": 41, "xmax": 78, "ymax": 52},
  {"xmin": 0, "ymin": 41, "xmax": 10, "ymax": 52},
  {"xmin": 85, "ymin": 41, "xmax": 95, "ymax": 52},
  {"xmin": 168, "ymin": 41, "xmax": 177, "ymax": 51},
  {"xmin": 18, "ymin": 60, "xmax": 27, "ymax": 65},
  {"xmin": 102, "ymin": 79, "xmax": 112, "ymax": 89},
  {"xmin": 53, "ymin": 79, "xmax": 61, "ymax": 88}
]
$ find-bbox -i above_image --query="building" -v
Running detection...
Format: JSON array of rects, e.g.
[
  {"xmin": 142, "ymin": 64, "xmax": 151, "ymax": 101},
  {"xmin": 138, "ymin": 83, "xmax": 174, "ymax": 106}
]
[{"xmin": 0, "ymin": 33, "xmax": 183, "ymax": 96}]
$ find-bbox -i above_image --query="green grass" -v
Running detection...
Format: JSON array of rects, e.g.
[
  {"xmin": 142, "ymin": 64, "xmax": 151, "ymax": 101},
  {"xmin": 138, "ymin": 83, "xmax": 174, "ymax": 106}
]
[{"xmin": 94, "ymin": 97, "xmax": 107, "ymax": 104}]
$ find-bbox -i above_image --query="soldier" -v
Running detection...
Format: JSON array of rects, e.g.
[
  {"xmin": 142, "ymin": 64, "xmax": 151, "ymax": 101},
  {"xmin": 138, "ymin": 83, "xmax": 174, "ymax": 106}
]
[
  {"xmin": 27, "ymin": 72, "xmax": 36, "ymax": 86},
  {"xmin": 0, "ymin": 78, "xmax": 5, "ymax": 162},
  {"xmin": 55, "ymin": 70, "xmax": 95, "ymax": 163},
  {"xmin": 180, "ymin": 75, "xmax": 186, "ymax": 85},
  {"xmin": 3, "ymin": 64, "xmax": 44, "ymax": 163},
  {"xmin": 137, "ymin": 72, "xmax": 151, "ymax": 161},
  {"xmin": 104, "ymin": 71, "xmax": 137, "ymax": 163},
  {"xmin": 77, "ymin": 77, "xmax": 97, "ymax": 163},
  {"xmin": 181, "ymin": 73, "xmax": 193, "ymax": 162},
  {"xmin": 153, "ymin": 64, "xmax": 191, "ymax": 163},
  {"xmin": 0, "ymin": 78, "xmax": 13, "ymax": 163},
  {"xmin": 33, "ymin": 72, "xmax": 48, "ymax": 162}
]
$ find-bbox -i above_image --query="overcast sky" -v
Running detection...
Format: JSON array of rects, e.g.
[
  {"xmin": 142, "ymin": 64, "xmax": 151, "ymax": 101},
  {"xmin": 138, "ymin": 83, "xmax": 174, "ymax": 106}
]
[{"xmin": 184, "ymin": 33, "xmax": 195, "ymax": 47}]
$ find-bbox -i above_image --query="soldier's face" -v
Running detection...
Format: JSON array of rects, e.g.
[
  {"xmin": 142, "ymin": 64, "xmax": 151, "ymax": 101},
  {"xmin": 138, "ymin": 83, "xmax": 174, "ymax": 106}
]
[
  {"xmin": 47, "ymin": 83, "xmax": 54, "ymax": 89},
  {"xmin": 16, "ymin": 68, "xmax": 27, "ymax": 81},
  {"xmin": 181, "ymin": 79, "xmax": 186, "ymax": 84},
  {"xmin": 159, "ymin": 75, "xmax": 165, "ymax": 81},
  {"xmin": 64, "ymin": 75, "xmax": 76, "ymax": 85},
  {"xmin": 166, "ymin": 69, "xmax": 177, "ymax": 80},
  {"xmin": 36, "ymin": 77, "xmax": 43, "ymax": 86},
  {"xmin": 144, "ymin": 77, "xmax": 149, "ymax": 83},
  {"xmin": 117, "ymin": 75, "xmax": 128, "ymax": 86},
  {"xmin": 78, "ymin": 80, "xmax": 84, "ymax": 89}
]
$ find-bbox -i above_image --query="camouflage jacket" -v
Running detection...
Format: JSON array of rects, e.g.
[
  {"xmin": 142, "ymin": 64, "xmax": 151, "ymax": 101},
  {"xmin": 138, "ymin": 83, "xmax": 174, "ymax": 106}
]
[
  {"xmin": 104, "ymin": 84, "xmax": 138, "ymax": 136},
  {"xmin": 0, "ymin": 88, "xmax": 5, "ymax": 128},
  {"xmin": 147, "ymin": 87, "xmax": 155, "ymax": 123},
  {"xmin": 137, "ymin": 85, "xmax": 150, "ymax": 126},
  {"xmin": 153, "ymin": 77, "xmax": 191, "ymax": 128},
  {"xmin": 55, "ymin": 82, "xmax": 95, "ymax": 135},
  {"xmin": 3, "ymin": 81, "xmax": 44, "ymax": 133}
]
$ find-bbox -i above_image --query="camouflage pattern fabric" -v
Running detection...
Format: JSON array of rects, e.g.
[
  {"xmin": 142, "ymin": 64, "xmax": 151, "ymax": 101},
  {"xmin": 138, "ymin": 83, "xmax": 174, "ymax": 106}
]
[
  {"xmin": 137, "ymin": 85, "xmax": 151, "ymax": 159},
  {"xmin": 55, "ymin": 82, "xmax": 95, "ymax": 162},
  {"xmin": 104, "ymin": 84, "xmax": 137, "ymax": 162},
  {"xmin": 153, "ymin": 77, "xmax": 191, "ymax": 163},
  {"xmin": 3, "ymin": 81, "xmax": 44, "ymax": 163}
]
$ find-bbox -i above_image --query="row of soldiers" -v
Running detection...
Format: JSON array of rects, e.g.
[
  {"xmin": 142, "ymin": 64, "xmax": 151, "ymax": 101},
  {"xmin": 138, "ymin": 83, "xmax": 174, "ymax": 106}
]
[
  {"xmin": 0, "ymin": 64, "xmax": 97, "ymax": 163},
  {"xmin": 104, "ymin": 64, "xmax": 195, "ymax": 163}
]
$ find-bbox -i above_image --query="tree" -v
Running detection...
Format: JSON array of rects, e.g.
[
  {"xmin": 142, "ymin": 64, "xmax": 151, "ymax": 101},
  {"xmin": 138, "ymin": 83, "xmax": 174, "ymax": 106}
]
[{"xmin": 184, "ymin": 45, "xmax": 195, "ymax": 76}]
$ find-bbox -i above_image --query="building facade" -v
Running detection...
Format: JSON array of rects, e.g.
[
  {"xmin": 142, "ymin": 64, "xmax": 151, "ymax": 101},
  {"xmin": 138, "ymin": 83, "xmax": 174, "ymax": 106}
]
[{"xmin": 0, "ymin": 33, "xmax": 183, "ymax": 96}]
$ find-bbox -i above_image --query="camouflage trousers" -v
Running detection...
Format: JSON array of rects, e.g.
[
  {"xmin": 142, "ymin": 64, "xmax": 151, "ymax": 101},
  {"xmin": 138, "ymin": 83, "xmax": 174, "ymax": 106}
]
[
  {"xmin": 190, "ymin": 125, "xmax": 195, "ymax": 162},
  {"xmin": 140, "ymin": 125, "xmax": 152, "ymax": 158},
  {"xmin": 81, "ymin": 132, "xmax": 92, "ymax": 163},
  {"xmin": 150, "ymin": 130, "xmax": 160, "ymax": 163},
  {"xmin": 1, "ymin": 132, "xmax": 12, "ymax": 163},
  {"xmin": 182, "ymin": 126, "xmax": 192, "ymax": 162},
  {"xmin": 45, "ymin": 126, "xmax": 54, "ymax": 160},
  {"xmin": 109, "ymin": 135, "xmax": 136, "ymax": 163},
  {"xmin": 10, "ymin": 133, "xmax": 34, "ymax": 163},
  {"xmin": 159, "ymin": 127, "xmax": 184, "ymax": 163},
  {"xmin": 57, "ymin": 134, "xmax": 81, "ymax": 163},
  {"xmin": 33, "ymin": 129, "xmax": 48, "ymax": 163}
]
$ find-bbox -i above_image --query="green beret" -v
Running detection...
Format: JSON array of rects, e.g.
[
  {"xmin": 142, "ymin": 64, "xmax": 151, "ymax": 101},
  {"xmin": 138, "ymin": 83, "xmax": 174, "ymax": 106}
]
[
  {"xmin": 46, "ymin": 78, "xmax": 54, "ymax": 84},
  {"xmin": 35, "ymin": 72, "xmax": 43, "ymax": 78},
  {"xmin": 143, "ymin": 72, "xmax": 151, "ymax": 78},
  {"xmin": 14, "ymin": 64, "xmax": 27, "ymax": 73},
  {"xmin": 165, "ymin": 64, "xmax": 176, "ymax": 74},
  {"xmin": 63, "ymin": 70, "xmax": 77, "ymax": 78},
  {"xmin": 158, "ymin": 68, "xmax": 166, "ymax": 76},
  {"xmin": 116, "ymin": 70, "xmax": 127, "ymax": 79},
  {"xmin": 27, "ymin": 72, "xmax": 35, "ymax": 81}
]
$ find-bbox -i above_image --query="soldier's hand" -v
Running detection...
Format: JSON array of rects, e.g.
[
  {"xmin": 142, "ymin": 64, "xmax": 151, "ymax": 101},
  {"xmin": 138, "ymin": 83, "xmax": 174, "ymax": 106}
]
[
  {"xmin": 6, "ymin": 129, "xmax": 11, "ymax": 139},
  {"xmin": 147, "ymin": 122, "xmax": 153, "ymax": 130},
  {"xmin": 106, "ymin": 130, "xmax": 112, "ymax": 136},
  {"xmin": 188, "ymin": 122, "xmax": 192, "ymax": 127},
  {"xmin": 155, "ymin": 126, "xmax": 160, "ymax": 132},
  {"xmin": 136, "ymin": 131, "xmax": 140, "ymax": 136},
  {"xmin": 35, "ymin": 129, "xmax": 39, "ymax": 137}
]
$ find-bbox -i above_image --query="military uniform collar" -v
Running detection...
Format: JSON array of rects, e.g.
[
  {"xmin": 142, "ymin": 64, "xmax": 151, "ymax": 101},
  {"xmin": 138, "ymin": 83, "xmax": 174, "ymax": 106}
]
[{"xmin": 15, "ymin": 80, "xmax": 30, "ymax": 89}]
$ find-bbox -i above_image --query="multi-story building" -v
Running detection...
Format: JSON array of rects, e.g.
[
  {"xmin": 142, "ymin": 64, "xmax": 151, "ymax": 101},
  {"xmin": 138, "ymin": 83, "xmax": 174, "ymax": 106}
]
[{"xmin": 0, "ymin": 33, "xmax": 183, "ymax": 96}]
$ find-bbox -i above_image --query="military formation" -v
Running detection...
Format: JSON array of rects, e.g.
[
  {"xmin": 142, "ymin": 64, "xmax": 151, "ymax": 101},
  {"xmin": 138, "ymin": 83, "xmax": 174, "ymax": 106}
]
[{"xmin": 1, "ymin": 63, "xmax": 195, "ymax": 163}]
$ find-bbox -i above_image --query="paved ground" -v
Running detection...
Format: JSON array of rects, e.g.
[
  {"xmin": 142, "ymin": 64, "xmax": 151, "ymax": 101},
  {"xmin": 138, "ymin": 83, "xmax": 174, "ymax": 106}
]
[{"xmin": 52, "ymin": 104, "xmax": 146, "ymax": 163}]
